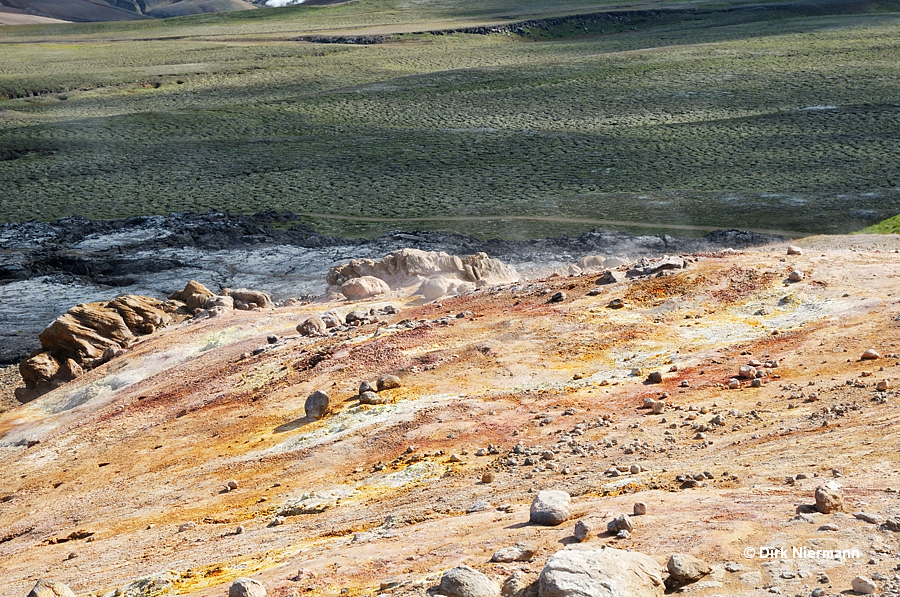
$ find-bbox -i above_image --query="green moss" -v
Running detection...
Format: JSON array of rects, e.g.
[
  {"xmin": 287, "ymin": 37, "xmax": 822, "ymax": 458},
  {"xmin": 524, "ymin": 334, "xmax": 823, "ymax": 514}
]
[{"xmin": 856, "ymin": 214, "xmax": 900, "ymax": 234}]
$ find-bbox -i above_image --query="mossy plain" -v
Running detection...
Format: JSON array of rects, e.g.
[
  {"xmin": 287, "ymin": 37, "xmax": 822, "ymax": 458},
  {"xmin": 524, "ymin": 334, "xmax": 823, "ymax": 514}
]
[{"xmin": 1, "ymin": 0, "xmax": 898, "ymax": 238}]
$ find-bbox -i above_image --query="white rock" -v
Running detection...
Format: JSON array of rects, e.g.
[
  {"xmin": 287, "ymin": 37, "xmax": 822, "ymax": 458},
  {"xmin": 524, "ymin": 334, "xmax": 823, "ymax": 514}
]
[
  {"xmin": 492, "ymin": 542, "xmax": 537, "ymax": 562},
  {"xmin": 419, "ymin": 276, "xmax": 450, "ymax": 300},
  {"xmin": 26, "ymin": 580, "xmax": 77, "ymax": 597},
  {"xmin": 530, "ymin": 490, "xmax": 571, "ymax": 526},
  {"xmin": 340, "ymin": 275, "xmax": 390, "ymax": 299},
  {"xmin": 229, "ymin": 577, "xmax": 266, "ymax": 597},
  {"xmin": 815, "ymin": 480, "xmax": 844, "ymax": 513},
  {"xmin": 439, "ymin": 565, "xmax": 501, "ymax": 597},
  {"xmin": 851, "ymin": 575, "xmax": 878, "ymax": 594},
  {"xmin": 539, "ymin": 546, "xmax": 664, "ymax": 597},
  {"xmin": 666, "ymin": 553, "xmax": 711, "ymax": 583}
]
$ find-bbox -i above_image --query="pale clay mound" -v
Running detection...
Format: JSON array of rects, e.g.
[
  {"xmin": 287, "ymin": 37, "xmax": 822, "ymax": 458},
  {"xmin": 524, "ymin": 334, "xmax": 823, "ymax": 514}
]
[{"xmin": 2, "ymin": 236, "xmax": 900, "ymax": 597}]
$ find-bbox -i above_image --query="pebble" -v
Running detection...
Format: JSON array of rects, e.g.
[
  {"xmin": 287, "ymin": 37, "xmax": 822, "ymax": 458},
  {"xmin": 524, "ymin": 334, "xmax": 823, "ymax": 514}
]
[
  {"xmin": 787, "ymin": 245, "xmax": 803, "ymax": 255},
  {"xmin": 226, "ymin": 480, "xmax": 238, "ymax": 490},
  {"xmin": 633, "ymin": 502, "xmax": 647, "ymax": 516},
  {"xmin": 481, "ymin": 472, "xmax": 495, "ymax": 484},
  {"xmin": 178, "ymin": 522, "xmax": 196, "ymax": 532},
  {"xmin": 789, "ymin": 270, "xmax": 805, "ymax": 282},
  {"xmin": 607, "ymin": 514, "xmax": 634, "ymax": 533},
  {"xmin": 647, "ymin": 371, "xmax": 663, "ymax": 384},
  {"xmin": 359, "ymin": 380, "xmax": 374, "ymax": 394},
  {"xmin": 817, "ymin": 523, "xmax": 839, "ymax": 531},
  {"xmin": 376, "ymin": 375, "xmax": 402, "ymax": 391},
  {"xmin": 877, "ymin": 380, "xmax": 891, "ymax": 391},
  {"xmin": 548, "ymin": 291, "xmax": 566, "ymax": 303},
  {"xmin": 491, "ymin": 541, "xmax": 536, "ymax": 562}
]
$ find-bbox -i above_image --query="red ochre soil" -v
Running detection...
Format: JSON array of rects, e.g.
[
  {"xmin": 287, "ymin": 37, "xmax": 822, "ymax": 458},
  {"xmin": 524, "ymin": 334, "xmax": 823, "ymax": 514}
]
[{"xmin": 2, "ymin": 235, "xmax": 900, "ymax": 597}]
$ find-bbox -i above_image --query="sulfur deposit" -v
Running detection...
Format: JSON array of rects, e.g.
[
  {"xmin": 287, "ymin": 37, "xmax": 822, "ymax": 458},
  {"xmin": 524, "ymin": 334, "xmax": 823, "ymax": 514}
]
[{"xmin": 3, "ymin": 235, "xmax": 900, "ymax": 597}]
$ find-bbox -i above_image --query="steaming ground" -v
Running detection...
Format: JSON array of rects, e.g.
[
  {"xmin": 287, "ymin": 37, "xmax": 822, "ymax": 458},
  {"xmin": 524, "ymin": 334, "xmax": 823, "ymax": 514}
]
[{"xmin": 0, "ymin": 212, "xmax": 782, "ymax": 364}]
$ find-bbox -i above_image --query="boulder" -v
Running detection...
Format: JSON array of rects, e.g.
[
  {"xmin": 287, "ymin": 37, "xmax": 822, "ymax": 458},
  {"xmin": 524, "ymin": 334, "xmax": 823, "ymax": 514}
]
[
  {"xmin": 787, "ymin": 245, "xmax": 803, "ymax": 255},
  {"xmin": 439, "ymin": 565, "xmax": 500, "ymax": 597},
  {"xmin": 107, "ymin": 295, "xmax": 171, "ymax": 334},
  {"xmin": 229, "ymin": 577, "xmax": 266, "ymax": 597},
  {"xmin": 377, "ymin": 375, "xmax": 401, "ymax": 391},
  {"xmin": 340, "ymin": 276, "xmax": 390, "ymax": 300},
  {"xmin": 26, "ymin": 580, "xmax": 77, "ymax": 597},
  {"xmin": 538, "ymin": 546, "xmax": 664, "ymax": 597},
  {"xmin": 861, "ymin": 349, "xmax": 880, "ymax": 360},
  {"xmin": 815, "ymin": 480, "xmax": 844, "ymax": 513},
  {"xmin": 297, "ymin": 317, "xmax": 326, "ymax": 336},
  {"xmin": 204, "ymin": 295, "xmax": 234, "ymax": 310},
  {"xmin": 852, "ymin": 575, "xmax": 878, "ymax": 594},
  {"xmin": 226, "ymin": 288, "xmax": 273, "ymax": 310},
  {"xmin": 321, "ymin": 313, "xmax": 342, "ymax": 328},
  {"xmin": 169, "ymin": 280, "xmax": 214, "ymax": 311},
  {"xmin": 596, "ymin": 270, "xmax": 625, "ymax": 285},
  {"xmin": 666, "ymin": 554, "xmax": 711, "ymax": 587},
  {"xmin": 788, "ymin": 270, "xmax": 804, "ymax": 282},
  {"xmin": 418, "ymin": 276, "xmax": 450, "ymax": 300},
  {"xmin": 304, "ymin": 390, "xmax": 331, "ymax": 420},
  {"xmin": 529, "ymin": 490, "xmax": 570, "ymax": 526},
  {"xmin": 359, "ymin": 391, "xmax": 390, "ymax": 405},
  {"xmin": 39, "ymin": 303, "xmax": 134, "ymax": 362},
  {"xmin": 19, "ymin": 352, "xmax": 60, "ymax": 389}
]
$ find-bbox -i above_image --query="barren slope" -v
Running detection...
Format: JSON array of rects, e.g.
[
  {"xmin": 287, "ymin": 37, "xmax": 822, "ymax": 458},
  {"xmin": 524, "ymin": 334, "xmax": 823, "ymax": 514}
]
[{"xmin": 2, "ymin": 235, "xmax": 900, "ymax": 597}]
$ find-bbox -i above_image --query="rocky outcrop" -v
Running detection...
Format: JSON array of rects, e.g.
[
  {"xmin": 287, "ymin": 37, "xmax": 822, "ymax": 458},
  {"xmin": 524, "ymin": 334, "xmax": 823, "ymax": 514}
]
[
  {"xmin": 326, "ymin": 248, "xmax": 519, "ymax": 300},
  {"xmin": 16, "ymin": 294, "xmax": 181, "ymax": 403},
  {"xmin": 224, "ymin": 288, "xmax": 274, "ymax": 310},
  {"xmin": 539, "ymin": 546, "xmax": 664, "ymax": 597}
]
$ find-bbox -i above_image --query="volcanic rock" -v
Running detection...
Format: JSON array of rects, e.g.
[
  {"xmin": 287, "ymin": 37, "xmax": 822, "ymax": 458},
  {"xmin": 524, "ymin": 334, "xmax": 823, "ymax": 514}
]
[
  {"xmin": 340, "ymin": 276, "xmax": 391, "ymax": 300},
  {"xmin": 297, "ymin": 316, "xmax": 327, "ymax": 336},
  {"xmin": 666, "ymin": 553, "xmax": 711, "ymax": 587},
  {"xmin": 529, "ymin": 490, "xmax": 570, "ymax": 526},
  {"xmin": 377, "ymin": 375, "xmax": 401, "ymax": 391},
  {"xmin": 26, "ymin": 580, "xmax": 77, "ymax": 597},
  {"xmin": 439, "ymin": 565, "xmax": 500, "ymax": 597},
  {"xmin": 225, "ymin": 288, "xmax": 273, "ymax": 310},
  {"xmin": 492, "ymin": 542, "xmax": 536, "ymax": 563},
  {"xmin": 815, "ymin": 481, "xmax": 844, "ymax": 513},
  {"xmin": 305, "ymin": 390, "xmax": 332, "ymax": 420},
  {"xmin": 539, "ymin": 546, "xmax": 664, "ymax": 597},
  {"xmin": 229, "ymin": 577, "xmax": 266, "ymax": 597}
]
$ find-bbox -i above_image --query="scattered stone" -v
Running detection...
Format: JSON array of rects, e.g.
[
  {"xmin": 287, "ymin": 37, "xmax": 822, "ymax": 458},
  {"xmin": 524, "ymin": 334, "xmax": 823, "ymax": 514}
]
[
  {"xmin": 818, "ymin": 523, "xmax": 839, "ymax": 531},
  {"xmin": 650, "ymin": 400, "xmax": 665, "ymax": 415},
  {"xmin": 607, "ymin": 514, "xmax": 634, "ymax": 534},
  {"xmin": 607, "ymin": 298, "xmax": 625, "ymax": 309},
  {"xmin": 482, "ymin": 472, "xmax": 496, "ymax": 484},
  {"xmin": 226, "ymin": 480, "xmax": 238, "ymax": 490},
  {"xmin": 492, "ymin": 542, "xmax": 537, "ymax": 563},
  {"xmin": 881, "ymin": 516, "xmax": 900, "ymax": 532},
  {"xmin": 267, "ymin": 516, "xmax": 285, "ymax": 527},
  {"xmin": 851, "ymin": 575, "xmax": 878, "ymax": 594},
  {"xmin": 26, "ymin": 580, "xmax": 77, "ymax": 597},
  {"xmin": 439, "ymin": 565, "xmax": 501, "ymax": 597},
  {"xmin": 738, "ymin": 365, "xmax": 757, "ymax": 379},
  {"xmin": 229, "ymin": 577, "xmax": 266, "ymax": 597},
  {"xmin": 854, "ymin": 512, "xmax": 883, "ymax": 524},
  {"xmin": 647, "ymin": 371, "xmax": 663, "ymax": 384},
  {"xmin": 788, "ymin": 270, "xmax": 805, "ymax": 282},
  {"xmin": 539, "ymin": 546, "xmax": 664, "ymax": 597},
  {"xmin": 529, "ymin": 490, "xmax": 571, "ymax": 526},
  {"xmin": 359, "ymin": 391, "xmax": 390, "ymax": 405},
  {"xmin": 377, "ymin": 375, "xmax": 401, "ymax": 391},
  {"xmin": 225, "ymin": 288, "xmax": 274, "ymax": 310},
  {"xmin": 297, "ymin": 317, "xmax": 326, "ymax": 336},
  {"xmin": 449, "ymin": 454, "xmax": 462, "ymax": 463},
  {"xmin": 815, "ymin": 480, "xmax": 844, "ymax": 513},
  {"xmin": 574, "ymin": 520, "xmax": 594, "ymax": 542},
  {"xmin": 234, "ymin": 525, "xmax": 244, "ymax": 535},
  {"xmin": 666, "ymin": 553, "xmax": 712, "ymax": 588},
  {"xmin": 787, "ymin": 245, "xmax": 803, "ymax": 255},
  {"xmin": 419, "ymin": 276, "xmax": 450, "ymax": 300},
  {"xmin": 305, "ymin": 390, "xmax": 332, "ymax": 420},
  {"xmin": 876, "ymin": 380, "xmax": 890, "ymax": 391},
  {"xmin": 616, "ymin": 529, "xmax": 630, "ymax": 539},
  {"xmin": 597, "ymin": 270, "xmax": 625, "ymax": 285},
  {"xmin": 728, "ymin": 378, "xmax": 740, "ymax": 389},
  {"xmin": 548, "ymin": 291, "xmax": 566, "ymax": 303},
  {"xmin": 724, "ymin": 562, "xmax": 743, "ymax": 573},
  {"xmin": 861, "ymin": 349, "xmax": 880, "ymax": 360},
  {"xmin": 633, "ymin": 502, "xmax": 647, "ymax": 516},
  {"xmin": 178, "ymin": 522, "xmax": 196, "ymax": 532}
]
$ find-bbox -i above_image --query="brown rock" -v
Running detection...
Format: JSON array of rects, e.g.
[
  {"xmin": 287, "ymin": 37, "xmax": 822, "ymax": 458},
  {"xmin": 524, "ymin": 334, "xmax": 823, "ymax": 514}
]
[
  {"xmin": 107, "ymin": 295, "xmax": 171, "ymax": 334},
  {"xmin": 297, "ymin": 317, "xmax": 327, "ymax": 336},
  {"xmin": 862, "ymin": 349, "xmax": 881, "ymax": 360},
  {"xmin": 787, "ymin": 245, "xmax": 803, "ymax": 255},
  {"xmin": 39, "ymin": 303, "xmax": 133, "ymax": 363},
  {"xmin": 170, "ymin": 280, "xmax": 214, "ymax": 311},
  {"xmin": 815, "ymin": 480, "xmax": 844, "ymax": 513},
  {"xmin": 666, "ymin": 553, "xmax": 711, "ymax": 586},
  {"xmin": 26, "ymin": 580, "xmax": 77, "ymax": 597},
  {"xmin": 377, "ymin": 375, "xmax": 402, "ymax": 391},
  {"xmin": 19, "ymin": 352, "xmax": 60, "ymax": 389},
  {"xmin": 226, "ymin": 288, "xmax": 274, "ymax": 310}
]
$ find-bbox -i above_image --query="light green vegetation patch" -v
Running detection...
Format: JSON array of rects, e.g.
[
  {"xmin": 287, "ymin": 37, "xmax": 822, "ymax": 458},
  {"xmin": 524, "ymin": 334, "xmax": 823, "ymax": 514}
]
[
  {"xmin": 1, "ymin": 1, "xmax": 898, "ymax": 238},
  {"xmin": 857, "ymin": 213, "xmax": 900, "ymax": 234}
]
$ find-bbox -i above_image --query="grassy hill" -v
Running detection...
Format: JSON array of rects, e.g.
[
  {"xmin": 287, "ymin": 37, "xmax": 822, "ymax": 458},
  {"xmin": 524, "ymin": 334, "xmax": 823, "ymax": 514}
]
[{"xmin": 1, "ymin": 0, "xmax": 898, "ymax": 238}]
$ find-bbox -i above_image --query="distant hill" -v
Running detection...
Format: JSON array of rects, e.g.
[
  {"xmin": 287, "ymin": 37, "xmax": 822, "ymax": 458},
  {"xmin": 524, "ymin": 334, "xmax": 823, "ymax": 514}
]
[{"xmin": 0, "ymin": 0, "xmax": 262, "ymax": 22}]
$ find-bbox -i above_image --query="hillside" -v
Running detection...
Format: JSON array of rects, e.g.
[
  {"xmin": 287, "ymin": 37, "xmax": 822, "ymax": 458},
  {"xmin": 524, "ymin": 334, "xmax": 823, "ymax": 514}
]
[
  {"xmin": 1, "ymin": 0, "xmax": 898, "ymax": 238},
  {"xmin": 2, "ymin": 235, "xmax": 900, "ymax": 596}
]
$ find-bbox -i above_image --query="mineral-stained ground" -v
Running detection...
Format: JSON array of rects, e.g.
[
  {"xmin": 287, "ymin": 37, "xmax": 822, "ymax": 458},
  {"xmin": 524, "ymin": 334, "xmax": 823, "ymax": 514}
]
[{"xmin": 3, "ymin": 234, "xmax": 900, "ymax": 597}]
